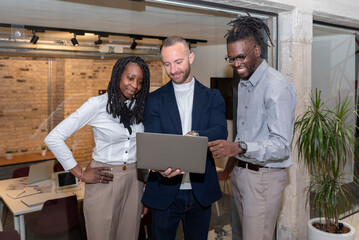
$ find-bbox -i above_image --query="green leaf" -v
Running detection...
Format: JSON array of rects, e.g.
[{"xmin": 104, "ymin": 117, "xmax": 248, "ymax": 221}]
[{"xmin": 294, "ymin": 88, "xmax": 358, "ymax": 229}]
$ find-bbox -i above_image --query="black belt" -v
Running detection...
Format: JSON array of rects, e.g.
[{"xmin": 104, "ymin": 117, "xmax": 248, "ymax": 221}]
[{"xmin": 236, "ymin": 159, "xmax": 267, "ymax": 172}]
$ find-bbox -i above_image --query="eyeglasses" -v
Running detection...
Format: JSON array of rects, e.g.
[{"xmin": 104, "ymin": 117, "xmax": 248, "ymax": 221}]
[{"xmin": 225, "ymin": 45, "xmax": 258, "ymax": 65}]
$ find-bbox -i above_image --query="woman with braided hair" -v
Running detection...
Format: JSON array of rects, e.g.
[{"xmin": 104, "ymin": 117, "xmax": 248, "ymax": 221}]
[
  {"xmin": 45, "ymin": 56, "xmax": 150, "ymax": 239},
  {"xmin": 209, "ymin": 14, "xmax": 297, "ymax": 240}
]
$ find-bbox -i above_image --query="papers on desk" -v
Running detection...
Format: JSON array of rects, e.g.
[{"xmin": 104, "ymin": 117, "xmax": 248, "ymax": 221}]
[
  {"xmin": 5, "ymin": 179, "xmax": 53, "ymax": 201},
  {"xmin": 6, "ymin": 183, "xmax": 27, "ymax": 190},
  {"xmin": 3, "ymin": 178, "xmax": 80, "ymax": 208},
  {"xmin": 6, "ymin": 179, "xmax": 53, "ymax": 191},
  {"xmin": 6, "ymin": 188, "xmax": 42, "ymax": 199},
  {"xmin": 21, "ymin": 192, "xmax": 74, "ymax": 207},
  {"xmin": 21, "ymin": 193, "xmax": 57, "ymax": 207}
]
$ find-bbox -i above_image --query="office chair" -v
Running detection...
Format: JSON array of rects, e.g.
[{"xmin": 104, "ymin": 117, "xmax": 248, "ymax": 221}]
[
  {"xmin": 53, "ymin": 162, "xmax": 65, "ymax": 172},
  {"xmin": 12, "ymin": 166, "xmax": 30, "ymax": 178},
  {"xmin": 0, "ymin": 229, "xmax": 21, "ymax": 240},
  {"xmin": 27, "ymin": 195, "xmax": 82, "ymax": 239}
]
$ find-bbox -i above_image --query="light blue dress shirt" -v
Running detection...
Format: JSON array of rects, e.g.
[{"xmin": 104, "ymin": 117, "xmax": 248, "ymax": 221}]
[{"xmin": 235, "ymin": 60, "xmax": 297, "ymax": 168}]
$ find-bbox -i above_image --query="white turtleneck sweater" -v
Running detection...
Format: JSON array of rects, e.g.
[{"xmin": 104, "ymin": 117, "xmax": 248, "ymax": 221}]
[{"xmin": 173, "ymin": 77, "xmax": 195, "ymax": 190}]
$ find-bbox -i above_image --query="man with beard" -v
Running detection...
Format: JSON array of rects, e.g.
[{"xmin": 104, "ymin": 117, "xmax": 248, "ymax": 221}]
[
  {"xmin": 208, "ymin": 15, "xmax": 297, "ymax": 240},
  {"xmin": 141, "ymin": 35, "xmax": 227, "ymax": 240}
]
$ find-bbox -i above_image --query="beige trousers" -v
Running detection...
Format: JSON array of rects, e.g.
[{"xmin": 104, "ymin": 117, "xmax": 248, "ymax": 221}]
[
  {"xmin": 84, "ymin": 161, "xmax": 143, "ymax": 240},
  {"xmin": 230, "ymin": 166, "xmax": 287, "ymax": 240}
]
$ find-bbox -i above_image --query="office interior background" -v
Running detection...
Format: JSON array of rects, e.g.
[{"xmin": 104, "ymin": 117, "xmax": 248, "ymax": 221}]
[{"xmin": 0, "ymin": 0, "xmax": 359, "ymax": 239}]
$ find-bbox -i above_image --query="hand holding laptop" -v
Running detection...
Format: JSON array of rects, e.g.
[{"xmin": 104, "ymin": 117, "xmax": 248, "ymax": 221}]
[{"xmin": 152, "ymin": 168, "xmax": 185, "ymax": 178}]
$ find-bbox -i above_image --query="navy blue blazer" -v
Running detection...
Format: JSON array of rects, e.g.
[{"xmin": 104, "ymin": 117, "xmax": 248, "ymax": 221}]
[{"xmin": 141, "ymin": 78, "xmax": 228, "ymax": 210}]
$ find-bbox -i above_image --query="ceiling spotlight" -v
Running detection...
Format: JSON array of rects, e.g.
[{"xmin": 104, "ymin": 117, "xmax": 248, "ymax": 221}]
[
  {"xmin": 95, "ymin": 35, "xmax": 102, "ymax": 45},
  {"xmin": 30, "ymin": 30, "xmax": 39, "ymax": 44},
  {"xmin": 130, "ymin": 37, "xmax": 137, "ymax": 50},
  {"xmin": 71, "ymin": 33, "xmax": 79, "ymax": 46}
]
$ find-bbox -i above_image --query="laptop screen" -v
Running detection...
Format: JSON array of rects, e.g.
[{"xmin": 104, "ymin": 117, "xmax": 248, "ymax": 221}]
[{"xmin": 27, "ymin": 160, "xmax": 55, "ymax": 184}]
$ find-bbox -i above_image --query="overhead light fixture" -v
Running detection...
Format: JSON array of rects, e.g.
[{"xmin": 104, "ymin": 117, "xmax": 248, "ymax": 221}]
[
  {"xmin": 130, "ymin": 37, "xmax": 137, "ymax": 50},
  {"xmin": 95, "ymin": 34, "xmax": 103, "ymax": 45},
  {"xmin": 30, "ymin": 30, "xmax": 39, "ymax": 44},
  {"xmin": 71, "ymin": 33, "xmax": 79, "ymax": 46}
]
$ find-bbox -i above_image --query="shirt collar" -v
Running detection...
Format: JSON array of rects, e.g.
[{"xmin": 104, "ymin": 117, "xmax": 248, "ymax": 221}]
[
  {"xmin": 240, "ymin": 60, "xmax": 268, "ymax": 88},
  {"xmin": 172, "ymin": 77, "xmax": 195, "ymax": 90},
  {"xmin": 125, "ymin": 99, "xmax": 136, "ymax": 109}
]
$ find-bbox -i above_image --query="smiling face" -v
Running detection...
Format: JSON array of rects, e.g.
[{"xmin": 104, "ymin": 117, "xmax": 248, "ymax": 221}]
[
  {"xmin": 161, "ymin": 42, "xmax": 195, "ymax": 84},
  {"xmin": 227, "ymin": 38, "xmax": 262, "ymax": 80},
  {"xmin": 119, "ymin": 62, "xmax": 144, "ymax": 100}
]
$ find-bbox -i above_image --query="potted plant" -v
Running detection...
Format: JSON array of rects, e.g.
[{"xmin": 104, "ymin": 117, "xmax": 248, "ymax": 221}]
[
  {"xmin": 295, "ymin": 89, "xmax": 357, "ymax": 240},
  {"xmin": 41, "ymin": 145, "xmax": 47, "ymax": 156},
  {"xmin": 5, "ymin": 150, "xmax": 13, "ymax": 160}
]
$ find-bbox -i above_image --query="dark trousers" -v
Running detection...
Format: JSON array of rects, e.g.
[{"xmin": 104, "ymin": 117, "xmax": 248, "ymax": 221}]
[{"xmin": 151, "ymin": 190, "xmax": 211, "ymax": 240}]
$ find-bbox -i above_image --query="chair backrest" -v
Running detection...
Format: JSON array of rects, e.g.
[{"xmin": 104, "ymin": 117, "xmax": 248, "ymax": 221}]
[
  {"xmin": 53, "ymin": 162, "xmax": 65, "ymax": 172},
  {"xmin": 0, "ymin": 229, "xmax": 21, "ymax": 240},
  {"xmin": 12, "ymin": 166, "xmax": 30, "ymax": 178},
  {"xmin": 33, "ymin": 195, "xmax": 79, "ymax": 235},
  {"xmin": 217, "ymin": 157, "xmax": 235, "ymax": 180}
]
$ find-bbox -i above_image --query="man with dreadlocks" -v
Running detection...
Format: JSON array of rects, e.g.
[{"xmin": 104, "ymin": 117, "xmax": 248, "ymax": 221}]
[
  {"xmin": 45, "ymin": 56, "xmax": 150, "ymax": 239},
  {"xmin": 209, "ymin": 15, "xmax": 297, "ymax": 240}
]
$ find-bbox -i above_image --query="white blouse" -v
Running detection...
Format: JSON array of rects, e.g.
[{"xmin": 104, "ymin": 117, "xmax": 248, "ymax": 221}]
[{"xmin": 45, "ymin": 93, "xmax": 144, "ymax": 170}]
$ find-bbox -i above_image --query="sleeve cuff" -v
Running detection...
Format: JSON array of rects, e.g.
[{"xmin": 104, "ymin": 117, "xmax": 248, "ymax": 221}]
[
  {"xmin": 61, "ymin": 158, "xmax": 78, "ymax": 171},
  {"xmin": 246, "ymin": 142, "xmax": 258, "ymax": 153}
]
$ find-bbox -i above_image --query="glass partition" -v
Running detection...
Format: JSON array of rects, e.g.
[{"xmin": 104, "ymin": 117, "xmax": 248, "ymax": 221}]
[{"xmin": 312, "ymin": 22, "xmax": 359, "ymax": 219}]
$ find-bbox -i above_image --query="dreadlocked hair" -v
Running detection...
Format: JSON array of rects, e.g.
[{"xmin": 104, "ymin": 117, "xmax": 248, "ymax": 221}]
[
  {"xmin": 225, "ymin": 14, "xmax": 274, "ymax": 49},
  {"xmin": 106, "ymin": 56, "xmax": 150, "ymax": 134}
]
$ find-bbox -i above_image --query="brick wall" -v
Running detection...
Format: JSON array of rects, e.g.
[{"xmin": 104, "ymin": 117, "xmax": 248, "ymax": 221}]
[
  {"xmin": 0, "ymin": 57, "xmax": 49, "ymax": 156},
  {"xmin": 0, "ymin": 57, "xmax": 165, "ymax": 169}
]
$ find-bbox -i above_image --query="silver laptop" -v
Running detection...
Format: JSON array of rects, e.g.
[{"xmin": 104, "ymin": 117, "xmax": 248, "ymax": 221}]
[
  {"xmin": 27, "ymin": 160, "xmax": 55, "ymax": 184},
  {"xmin": 136, "ymin": 132, "xmax": 208, "ymax": 174}
]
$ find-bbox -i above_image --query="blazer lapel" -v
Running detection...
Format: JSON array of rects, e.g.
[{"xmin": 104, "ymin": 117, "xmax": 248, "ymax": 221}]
[
  {"xmin": 192, "ymin": 79, "xmax": 205, "ymax": 131},
  {"xmin": 163, "ymin": 82, "xmax": 182, "ymax": 134}
]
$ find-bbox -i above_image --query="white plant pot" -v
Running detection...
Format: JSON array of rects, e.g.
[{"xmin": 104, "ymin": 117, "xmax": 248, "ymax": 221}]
[
  {"xmin": 5, "ymin": 153, "xmax": 13, "ymax": 160},
  {"xmin": 41, "ymin": 149, "xmax": 47, "ymax": 156},
  {"xmin": 308, "ymin": 218, "xmax": 355, "ymax": 240}
]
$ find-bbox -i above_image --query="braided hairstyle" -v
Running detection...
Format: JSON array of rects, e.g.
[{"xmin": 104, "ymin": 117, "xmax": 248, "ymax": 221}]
[
  {"xmin": 225, "ymin": 14, "xmax": 274, "ymax": 49},
  {"xmin": 106, "ymin": 56, "xmax": 150, "ymax": 134}
]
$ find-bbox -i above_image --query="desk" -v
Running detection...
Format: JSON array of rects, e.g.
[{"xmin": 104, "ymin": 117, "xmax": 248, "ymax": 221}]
[
  {"xmin": 0, "ymin": 152, "xmax": 56, "ymax": 167},
  {"xmin": 0, "ymin": 177, "xmax": 84, "ymax": 240}
]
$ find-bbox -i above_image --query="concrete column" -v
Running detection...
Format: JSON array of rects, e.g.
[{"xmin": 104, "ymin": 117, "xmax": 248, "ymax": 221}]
[{"xmin": 276, "ymin": 9, "xmax": 313, "ymax": 240}]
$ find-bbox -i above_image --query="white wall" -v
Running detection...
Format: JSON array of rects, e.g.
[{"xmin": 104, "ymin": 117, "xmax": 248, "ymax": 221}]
[
  {"xmin": 312, "ymin": 34, "xmax": 356, "ymax": 183},
  {"xmin": 192, "ymin": 44, "xmax": 232, "ymax": 87},
  {"xmin": 192, "ymin": 44, "xmax": 234, "ymax": 162}
]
